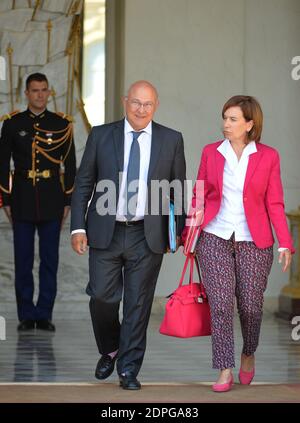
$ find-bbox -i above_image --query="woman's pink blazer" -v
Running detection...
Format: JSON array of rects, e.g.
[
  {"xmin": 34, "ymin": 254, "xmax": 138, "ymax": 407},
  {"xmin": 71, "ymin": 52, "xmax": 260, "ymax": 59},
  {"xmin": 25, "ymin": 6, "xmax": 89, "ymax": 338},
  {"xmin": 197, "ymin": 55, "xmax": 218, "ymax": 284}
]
[{"xmin": 182, "ymin": 140, "xmax": 295, "ymax": 253}]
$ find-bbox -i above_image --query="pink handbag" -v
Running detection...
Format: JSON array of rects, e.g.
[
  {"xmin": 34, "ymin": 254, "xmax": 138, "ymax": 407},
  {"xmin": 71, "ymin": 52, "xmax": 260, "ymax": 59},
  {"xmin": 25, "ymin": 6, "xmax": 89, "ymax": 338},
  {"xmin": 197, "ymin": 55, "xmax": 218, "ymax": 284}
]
[{"xmin": 159, "ymin": 254, "xmax": 211, "ymax": 338}]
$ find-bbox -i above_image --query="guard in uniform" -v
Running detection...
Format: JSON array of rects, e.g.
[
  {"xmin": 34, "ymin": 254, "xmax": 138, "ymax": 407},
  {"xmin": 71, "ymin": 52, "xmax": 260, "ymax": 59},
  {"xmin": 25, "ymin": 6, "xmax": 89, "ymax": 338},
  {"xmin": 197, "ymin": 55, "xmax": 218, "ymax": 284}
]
[{"xmin": 0, "ymin": 73, "xmax": 76, "ymax": 331}]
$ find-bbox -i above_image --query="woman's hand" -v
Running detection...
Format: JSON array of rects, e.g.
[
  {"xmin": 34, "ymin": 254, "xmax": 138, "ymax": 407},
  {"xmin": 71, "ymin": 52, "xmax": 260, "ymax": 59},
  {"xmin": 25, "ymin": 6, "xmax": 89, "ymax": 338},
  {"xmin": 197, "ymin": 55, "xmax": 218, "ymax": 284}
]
[{"xmin": 278, "ymin": 249, "xmax": 292, "ymax": 272}]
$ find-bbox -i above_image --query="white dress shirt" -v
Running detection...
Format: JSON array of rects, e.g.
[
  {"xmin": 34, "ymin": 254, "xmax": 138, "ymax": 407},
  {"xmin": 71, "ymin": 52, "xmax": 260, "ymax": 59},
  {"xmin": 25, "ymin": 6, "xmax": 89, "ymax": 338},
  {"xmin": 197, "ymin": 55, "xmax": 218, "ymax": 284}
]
[
  {"xmin": 71, "ymin": 119, "xmax": 152, "ymax": 235},
  {"xmin": 204, "ymin": 138, "xmax": 255, "ymax": 241},
  {"xmin": 203, "ymin": 139, "xmax": 288, "ymax": 251},
  {"xmin": 116, "ymin": 119, "xmax": 151, "ymax": 221}
]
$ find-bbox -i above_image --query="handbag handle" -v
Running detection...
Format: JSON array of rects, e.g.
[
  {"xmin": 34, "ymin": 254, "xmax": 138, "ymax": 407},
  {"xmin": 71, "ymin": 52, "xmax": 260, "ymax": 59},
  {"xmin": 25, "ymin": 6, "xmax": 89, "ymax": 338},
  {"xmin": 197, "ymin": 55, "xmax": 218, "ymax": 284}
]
[
  {"xmin": 178, "ymin": 254, "xmax": 206, "ymax": 296},
  {"xmin": 178, "ymin": 254, "xmax": 199, "ymax": 288},
  {"xmin": 177, "ymin": 254, "xmax": 207, "ymax": 298},
  {"xmin": 178, "ymin": 254, "xmax": 191, "ymax": 288},
  {"xmin": 189, "ymin": 254, "xmax": 206, "ymax": 297},
  {"xmin": 191, "ymin": 256, "xmax": 207, "ymax": 298},
  {"xmin": 188, "ymin": 254, "xmax": 202, "ymax": 284}
]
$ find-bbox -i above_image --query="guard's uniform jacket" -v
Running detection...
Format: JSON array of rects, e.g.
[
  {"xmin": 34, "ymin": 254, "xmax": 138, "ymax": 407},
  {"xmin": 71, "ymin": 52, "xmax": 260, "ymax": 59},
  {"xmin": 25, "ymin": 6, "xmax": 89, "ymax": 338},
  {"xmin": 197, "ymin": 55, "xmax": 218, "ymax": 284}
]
[{"xmin": 0, "ymin": 109, "xmax": 76, "ymax": 222}]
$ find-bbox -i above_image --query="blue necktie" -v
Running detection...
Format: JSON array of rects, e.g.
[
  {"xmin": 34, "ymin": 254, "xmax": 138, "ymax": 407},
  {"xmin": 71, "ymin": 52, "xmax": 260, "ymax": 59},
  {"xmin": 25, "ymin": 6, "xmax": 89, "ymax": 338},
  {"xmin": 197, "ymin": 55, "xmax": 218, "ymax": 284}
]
[{"xmin": 126, "ymin": 131, "xmax": 142, "ymax": 220}]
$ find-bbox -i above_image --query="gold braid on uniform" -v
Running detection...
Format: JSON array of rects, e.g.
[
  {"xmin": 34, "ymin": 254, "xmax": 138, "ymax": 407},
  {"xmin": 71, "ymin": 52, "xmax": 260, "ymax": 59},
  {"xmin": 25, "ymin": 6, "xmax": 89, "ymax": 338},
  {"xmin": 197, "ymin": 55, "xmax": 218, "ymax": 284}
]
[
  {"xmin": 64, "ymin": 186, "xmax": 74, "ymax": 194},
  {"xmin": 31, "ymin": 123, "xmax": 73, "ymax": 186},
  {"xmin": 0, "ymin": 183, "xmax": 10, "ymax": 194},
  {"xmin": 0, "ymin": 111, "xmax": 20, "ymax": 193},
  {"xmin": 0, "ymin": 110, "xmax": 20, "ymax": 122}
]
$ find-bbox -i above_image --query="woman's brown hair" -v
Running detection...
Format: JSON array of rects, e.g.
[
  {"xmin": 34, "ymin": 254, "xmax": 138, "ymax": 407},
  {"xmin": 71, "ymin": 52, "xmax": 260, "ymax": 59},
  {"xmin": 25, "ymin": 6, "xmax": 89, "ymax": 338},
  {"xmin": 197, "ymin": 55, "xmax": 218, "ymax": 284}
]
[{"xmin": 222, "ymin": 95, "xmax": 263, "ymax": 142}]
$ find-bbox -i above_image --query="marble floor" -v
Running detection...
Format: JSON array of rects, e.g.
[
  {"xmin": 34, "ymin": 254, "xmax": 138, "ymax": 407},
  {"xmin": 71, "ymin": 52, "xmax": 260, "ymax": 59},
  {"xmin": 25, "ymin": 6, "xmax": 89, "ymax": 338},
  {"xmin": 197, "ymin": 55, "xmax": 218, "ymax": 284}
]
[
  {"xmin": 0, "ymin": 221, "xmax": 300, "ymax": 384},
  {"xmin": 0, "ymin": 311, "xmax": 300, "ymax": 384}
]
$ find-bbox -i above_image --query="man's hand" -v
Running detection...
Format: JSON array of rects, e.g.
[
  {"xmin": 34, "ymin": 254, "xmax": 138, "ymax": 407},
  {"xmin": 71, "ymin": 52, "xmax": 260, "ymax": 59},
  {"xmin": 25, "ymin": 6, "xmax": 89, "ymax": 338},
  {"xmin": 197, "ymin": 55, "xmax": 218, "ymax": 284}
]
[
  {"xmin": 61, "ymin": 206, "xmax": 70, "ymax": 229},
  {"xmin": 3, "ymin": 206, "xmax": 12, "ymax": 225},
  {"xmin": 278, "ymin": 249, "xmax": 292, "ymax": 272},
  {"xmin": 71, "ymin": 233, "xmax": 88, "ymax": 255}
]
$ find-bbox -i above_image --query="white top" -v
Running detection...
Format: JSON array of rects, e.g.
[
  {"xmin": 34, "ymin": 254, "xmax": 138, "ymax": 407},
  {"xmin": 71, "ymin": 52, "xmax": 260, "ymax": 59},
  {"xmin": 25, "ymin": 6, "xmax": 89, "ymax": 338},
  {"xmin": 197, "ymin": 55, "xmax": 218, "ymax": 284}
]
[
  {"xmin": 203, "ymin": 139, "xmax": 287, "ymax": 251},
  {"xmin": 204, "ymin": 138, "xmax": 256, "ymax": 241},
  {"xmin": 71, "ymin": 119, "xmax": 151, "ymax": 235}
]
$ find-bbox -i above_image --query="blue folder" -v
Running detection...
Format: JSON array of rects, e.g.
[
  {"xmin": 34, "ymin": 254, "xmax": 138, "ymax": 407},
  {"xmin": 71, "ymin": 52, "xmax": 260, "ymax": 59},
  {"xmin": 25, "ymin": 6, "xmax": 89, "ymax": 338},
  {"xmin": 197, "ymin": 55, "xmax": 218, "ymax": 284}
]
[{"xmin": 168, "ymin": 201, "xmax": 176, "ymax": 253}]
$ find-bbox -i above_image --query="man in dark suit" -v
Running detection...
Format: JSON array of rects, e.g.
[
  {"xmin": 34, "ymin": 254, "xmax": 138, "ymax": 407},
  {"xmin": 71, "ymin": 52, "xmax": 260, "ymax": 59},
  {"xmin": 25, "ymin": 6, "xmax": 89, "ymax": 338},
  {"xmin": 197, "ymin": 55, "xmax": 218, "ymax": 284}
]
[
  {"xmin": 71, "ymin": 80, "xmax": 186, "ymax": 390},
  {"xmin": 0, "ymin": 73, "xmax": 76, "ymax": 332}
]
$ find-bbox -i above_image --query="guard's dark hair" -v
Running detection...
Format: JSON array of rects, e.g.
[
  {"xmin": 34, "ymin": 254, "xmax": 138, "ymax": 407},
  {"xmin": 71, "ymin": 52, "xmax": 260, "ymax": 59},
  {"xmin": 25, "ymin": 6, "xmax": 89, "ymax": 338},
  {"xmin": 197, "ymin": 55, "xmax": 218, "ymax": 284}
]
[{"xmin": 26, "ymin": 73, "xmax": 49, "ymax": 90}]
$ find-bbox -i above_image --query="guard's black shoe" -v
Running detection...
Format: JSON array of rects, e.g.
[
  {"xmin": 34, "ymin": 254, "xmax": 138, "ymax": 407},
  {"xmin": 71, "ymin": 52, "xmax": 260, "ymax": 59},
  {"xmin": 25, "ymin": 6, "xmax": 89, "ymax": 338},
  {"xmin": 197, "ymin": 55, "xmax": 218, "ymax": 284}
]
[
  {"xmin": 17, "ymin": 320, "xmax": 35, "ymax": 331},
  {"xmin": 36, "ymin": 320, "xmax": 56, "ymax": 331},
  {"xmin": 119, "ymin": 372, "xmax": 141, "ymax": 390},
  {"xmin": 95, "ymin": 355, "xmax": 117, "ymax": 380}
]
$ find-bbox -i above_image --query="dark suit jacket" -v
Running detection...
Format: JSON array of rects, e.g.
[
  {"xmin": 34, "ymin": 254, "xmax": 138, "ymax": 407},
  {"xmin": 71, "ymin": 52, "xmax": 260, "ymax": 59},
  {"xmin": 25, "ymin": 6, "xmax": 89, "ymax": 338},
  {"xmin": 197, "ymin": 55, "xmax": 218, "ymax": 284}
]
[
  {"xmin": 71, "ymin": 119, "xmax": 186, "ymax": 254},
  {"xmin": 0, "ymin": 109, "xmax": 76, "ymax": 222}
]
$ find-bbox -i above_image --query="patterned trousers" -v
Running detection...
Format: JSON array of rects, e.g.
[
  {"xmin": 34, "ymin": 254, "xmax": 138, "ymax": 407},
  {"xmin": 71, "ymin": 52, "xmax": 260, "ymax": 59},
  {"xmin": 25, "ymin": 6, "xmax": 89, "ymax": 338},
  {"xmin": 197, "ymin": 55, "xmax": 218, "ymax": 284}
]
[{"xmin": 195, "ymin": 231, "xmax": 273, "ymax": 369}]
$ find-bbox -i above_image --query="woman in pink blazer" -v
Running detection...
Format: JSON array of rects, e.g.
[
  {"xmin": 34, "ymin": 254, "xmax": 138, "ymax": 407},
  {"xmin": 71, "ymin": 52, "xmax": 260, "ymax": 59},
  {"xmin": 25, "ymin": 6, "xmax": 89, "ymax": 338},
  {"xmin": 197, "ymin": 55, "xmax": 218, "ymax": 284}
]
[{"xmin": 183, "ymin": 95, "xmax": 294, "ymax": 392}]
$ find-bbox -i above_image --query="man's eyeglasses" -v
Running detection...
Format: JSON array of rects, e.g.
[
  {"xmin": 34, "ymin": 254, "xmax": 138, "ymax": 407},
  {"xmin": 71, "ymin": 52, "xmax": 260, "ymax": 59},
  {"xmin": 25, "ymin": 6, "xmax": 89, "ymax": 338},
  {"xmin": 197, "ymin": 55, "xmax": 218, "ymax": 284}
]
[{"xmin": 127, "ymin": 99, "xmax": 155, "ymax": 112}]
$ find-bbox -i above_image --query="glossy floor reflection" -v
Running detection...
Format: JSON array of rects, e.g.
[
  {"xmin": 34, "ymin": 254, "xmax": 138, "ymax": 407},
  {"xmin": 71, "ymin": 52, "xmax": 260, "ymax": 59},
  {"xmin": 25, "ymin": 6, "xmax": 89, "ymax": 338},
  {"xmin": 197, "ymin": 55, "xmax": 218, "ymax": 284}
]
[
  {"xmin": 0, "ymin": 310, "xmax": 299, "ymax": 383},
  {"xmin": 1, "ymin": 221, "xmax": 299, "ymax": 384},
  {"xmin": 13, "ymin": 331, "xmax": 56, "ymax": 382}
]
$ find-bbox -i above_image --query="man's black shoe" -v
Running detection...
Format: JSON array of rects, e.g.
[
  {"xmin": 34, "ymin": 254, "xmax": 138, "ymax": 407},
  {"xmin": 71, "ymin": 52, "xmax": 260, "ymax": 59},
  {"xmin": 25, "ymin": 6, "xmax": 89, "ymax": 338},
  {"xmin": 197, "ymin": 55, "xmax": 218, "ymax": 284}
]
[
  {"xmin": 119, "ymin": 372, "xmax": 141, "ymax": 390},
  {"xmin": 95, "ymin": 355, "xmax": 117, "ymax": 380},
  {"xmin": 36, "ymin": 320, "xmax": 56, "ymax": 331},
  {"xmin": 17, "ymin": 320, "xmax": 35, "ymax": 331}
]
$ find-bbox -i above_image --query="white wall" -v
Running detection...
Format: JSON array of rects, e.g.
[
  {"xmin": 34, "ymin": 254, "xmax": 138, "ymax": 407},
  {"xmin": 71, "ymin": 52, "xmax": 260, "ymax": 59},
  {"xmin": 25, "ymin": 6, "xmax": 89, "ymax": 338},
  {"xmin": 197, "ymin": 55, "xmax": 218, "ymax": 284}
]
[{"xmin": 123, "ymin": 0, "xmax": 300, "ymax": 297}]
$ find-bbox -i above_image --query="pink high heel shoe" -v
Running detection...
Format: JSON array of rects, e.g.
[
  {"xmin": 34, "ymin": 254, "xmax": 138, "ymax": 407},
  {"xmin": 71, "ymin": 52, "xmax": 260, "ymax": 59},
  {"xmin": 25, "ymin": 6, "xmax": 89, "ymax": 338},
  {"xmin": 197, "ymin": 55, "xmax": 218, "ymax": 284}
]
[
  {"xmin": 239, "ymin": 367, "xmax": 255, "ymax": 385},
  {"xmin": 212, "ymin": 374, "xmax": 234, "ymax": 392}
]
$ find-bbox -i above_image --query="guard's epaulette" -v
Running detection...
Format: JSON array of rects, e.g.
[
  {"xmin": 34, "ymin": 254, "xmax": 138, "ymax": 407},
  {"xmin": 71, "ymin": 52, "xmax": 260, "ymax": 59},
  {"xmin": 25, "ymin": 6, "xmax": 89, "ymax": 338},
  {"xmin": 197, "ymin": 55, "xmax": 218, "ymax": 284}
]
[
  {"xmin": 55, "ymin": 111, "xmax": 74, "ymax": 122},
  {"xmin": 0, "ymin": 110, "xmax": 20, "ymax": 122}
]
